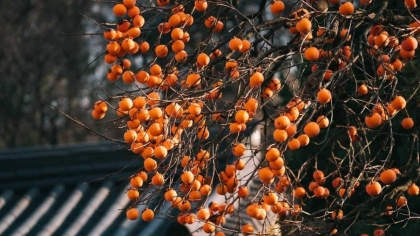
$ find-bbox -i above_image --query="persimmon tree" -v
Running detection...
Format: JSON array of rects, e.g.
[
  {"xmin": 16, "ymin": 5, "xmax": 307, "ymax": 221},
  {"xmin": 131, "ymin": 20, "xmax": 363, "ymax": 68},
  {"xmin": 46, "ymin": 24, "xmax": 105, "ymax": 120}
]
[{"xmin": 77, "ymin": 0, "xmax": 420, "ymax": 235}]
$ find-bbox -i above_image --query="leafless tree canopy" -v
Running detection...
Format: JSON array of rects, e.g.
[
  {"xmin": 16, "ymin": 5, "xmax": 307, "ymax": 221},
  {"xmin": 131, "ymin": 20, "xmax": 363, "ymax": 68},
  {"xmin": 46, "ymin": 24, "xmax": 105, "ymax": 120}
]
[{"xmin": 70, "ymin": 0, "xmax": 420, "ymax": 235}]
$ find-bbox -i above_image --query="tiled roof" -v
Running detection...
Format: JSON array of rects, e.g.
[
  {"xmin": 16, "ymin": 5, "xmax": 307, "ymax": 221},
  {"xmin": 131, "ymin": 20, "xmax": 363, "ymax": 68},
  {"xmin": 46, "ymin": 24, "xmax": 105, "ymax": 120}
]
[
  {"xmin": 0, "ymin": 139, "xmax": 270, "ymax": 236},
  {"xmin": 0, "ymin": 142, "xmax": 182, "ymax": 236}
]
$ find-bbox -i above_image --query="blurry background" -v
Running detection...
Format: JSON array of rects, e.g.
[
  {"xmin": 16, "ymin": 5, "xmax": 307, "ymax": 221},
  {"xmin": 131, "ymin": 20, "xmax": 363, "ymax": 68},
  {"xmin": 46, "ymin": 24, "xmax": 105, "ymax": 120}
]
[{"xmin": 0, "ymin": 0, "xmax": 114, "ymax": 148}]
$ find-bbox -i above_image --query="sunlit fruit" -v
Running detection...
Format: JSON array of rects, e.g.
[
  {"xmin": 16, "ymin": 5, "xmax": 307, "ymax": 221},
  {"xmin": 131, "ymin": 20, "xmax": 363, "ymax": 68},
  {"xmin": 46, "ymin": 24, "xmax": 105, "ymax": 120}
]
[
  {"xmin": 380, "ymin": 169, "xmax": 397, "ymax": 184},
  {"xmin": 270, "ymin": 1, "xmax": 285, "ymax": 14},
  {"xmin": 126, "ymin": 208, "xmax": 139, "ymax": 220},
  {"xmin": 249, "ymin": 72, "xmax": 264, "ymax": 88},
  {"xmin": 365, "ymin": 113, "xmax": 382, "ymax": 128},
  {"xmin": 304, "ymin": 122, "xmax": 320, "ymax": 138},
  {"xmin": 357, "ymin": 84, "xmax": 368, "ymax": 95},
  {"xmin": 402, "ymin": 117, "xmax": 414, "ymax": 130},
  {"xmin": 402, "ymin": 36, "xmax": 418, "ymax": 51},
  {"xmin": 288, "ymin": 139, "xmax": 301, "ymax": 150},
  {"xmin": 317, "ymin": 88, "xmax": 332, "ymax": 103},
  {"xmin": 297, "ymin": 134, "xmax": 310, "ymax": 146},
  {"xmin": 296, "ymin": 18, "xmax": 312, "ymax": 33},
  {"xmin": 407, "ymin": 183, "xmax": 419, "ymax": 196},
  {"xmin": 229, "ymin": 37, "xmax": 243, "ymax": 51},
  {"xmin": 304, "ymin": 47, "xmax": 319, "ymax": 61},
  {"xmin": 391, "ymin": 96, "xmax": 406, "ymax": 110},
  {"xmin": 241, "ymin": 223, "xmax": 254, "ymax": 233},
  {"xmin": 294, "ymin": 187, "xmax": 306, "ymax": 198},
  {"xmin": 113, "ymin": 4, "xmax": 127, "ymax": 17},
  {"xmin": 339, "ymin": 2, "xmax": 354, "ymax": 16},
  {"xmin": 142, "ymin": 208, "xmax": 155, "ymax": 222},
  {"xmin": 366, "ymin": 181, "xmax": 382, "ymax": 196},
  {"xmin": 316, "ymin": 116, "xmax": 329, "ymax": 128}
]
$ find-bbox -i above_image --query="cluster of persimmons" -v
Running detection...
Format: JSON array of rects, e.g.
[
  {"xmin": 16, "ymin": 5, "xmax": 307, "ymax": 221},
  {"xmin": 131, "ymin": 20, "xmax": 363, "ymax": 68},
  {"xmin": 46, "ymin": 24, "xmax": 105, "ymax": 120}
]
[{"xmin": 87, "ymin": 0, "xmax": 420, "ymax": 235}]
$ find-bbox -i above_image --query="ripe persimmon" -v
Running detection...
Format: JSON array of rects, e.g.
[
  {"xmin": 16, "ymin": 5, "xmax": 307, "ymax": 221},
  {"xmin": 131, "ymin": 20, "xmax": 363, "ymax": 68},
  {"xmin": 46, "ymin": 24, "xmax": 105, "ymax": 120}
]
[
  {"xmin": 391, "ymin": 96, "xmax": 406, "ymax": 110},
  {"xmin": 288, "ymin": 138, "xmax": 301, "ymax": 150},
  {"xmin": 197, "ymin": 53, "xmax": 210, "ymax": 66},
  {"xmin": 366, "ymin": 181, "xmax": 382, "ymax": 196},
  {"xmin": 297, "ymin": 134, "xmax": 310, "ymax": 146},
  {"xmin": 144, "ymin": 158, "xmax": 157, "ymax": 172},
  {"xmin": 154, "ymin": 145, "xmax": 168, "ymax": 159},
  {"xmin": 213, "ymin": 21, "xmax": 224, "ymax": 33},
  {"xmin": 304, "ymin": 122, "xmax": 320, "ymax": 138},
  {"xmin": 171, "ymin": 28, "xmax": 184, "ymax": 40},
  {"xmin": 133, "ymin": 15, "xmax": 145, "ymax": 27},
  {"xmin": 296, "ymin": 18, "xmax": 312, "ymax": 34},
  {"xmin": 127, "ymin": 188, "xmax": 139, "ymax": 200},
  {"xmin": 232, "ymin": 143, "xmax": 246, "ymax": 156},
  {"xmin": 94, "ymin": 101, "xmax": 108, "ymax": 113},
  {"xmin": 142, "ymin": 208, "xmax": 155, "ymax": 222},
  {"xmin": 313, "ymin": 170, "xmax": 324, "ymax": 182},
  {"xmin": 314, "ymin": 186, "xmax": 326, "ymax": 197},
  {"xmin": 240, "ymin": 39, "xmax": 251, "ymax": 53},
  {"xmin": 197, "ymin": 208, "xmax": 210, "ymax": 220},
  {"xmin": 178, "ymin": 200, "xmax": 191, "ymax": 211},
  {"xmin": 104, "ymin": 54, "xmax": 117, "ymax": 64},
  {"xmin": 127, "ymin": 6, "xmax": 140, "ymax": 18},
  {"xmin": 365, "ymin": 113, "xmax": 382, "ymax": 128},
  {"xmin": 316, "ymin": 116, "xmax": 329, "ymax": 128},
  {"xmin": 155, "ymin": 45, "xmax": 168, "ymax": 57},
  {"xmin": 126, "ymin": 208, "xmax": 139, "ymax": 220},
  {"xmin": 396, "ymin": 196, "xmax": 407, "ymax": 207},
  {"xmin": 139, "ymin": 41, "xmax": 149, "ymax": 53},
  {"xmin": 294, "ymin": 187, "xmax": 306, "ymax": 198},
  {"xmin": 103, "ymin": 29, "xmax": 116, "ymax": 40},
  {"xmin": 246, "ymin": 203, "xmax": 262, "ymax": 218},
  {"xmin": 130, "ymin": 176, "xmax": 143, "ymax": 188},
  {"xmin": 266, "ymin": 148, "xmax": 280, "ymax": 162},
  {"xmin": 407, "ymin": 183, "xmax": 419, "ymax": 196},
  {"xmin": 194, "ymin": 0, "xmax": 208, "ymax": 11},
  {"xmin": 119, "ymin": 98, "xmax": 134, "ymax": 111},
  {"xmin": 242, "ymin": 223, "xmax": 254, "ymax": 233},
  {"xmin": 405, "ymin": 0, "xmax": 417, "ymax": 8},
  {"xmin": 229, "ymin": 37, "xmax": 243, "ymax": 51},
  {"xmin": 274, "ymin": 115, "xmax": 290, "ymax": 129},
  {"xmin": 181, "ymin": 171, "xmax": 194, "ymax": 184},
  {"xmin": 127, "ymin": 27, "xmax": 141, "ymax": 38},
  {"xmin": 168, "ymin": 14, "xmax": 182, "ymax": 27},
  {"xmin": 186, "ymin": 73, "xmax": 201, "ymax": 87},
  {"xmin": 122, "ymin": 71, "xmax": 135, "ymax": 84},
  {"xmin": 164, "ymin": 189, "xmax": 178, "ymax": 201},
  {"xmin": 399, "ymin": 48, "xmax": 415, "ymax": 60},
  {"xmin": 380, "ymin": 169, "xmax": 397, "ymax": 184},
  {"xmin": 373, "ymin": 229, "xmax": 385, "ymax": 236},
  {"xmin": 157, "ymin": 0, "xmax": 170, "ymax": 6},
  {"xmin": 258, "ymin": 167, "xmax": 274, "ymax": 183},
  {"xmin": 165, "ymin": 102, "xmax": 183, "ymax": 118},
  {"xmin": 175, "ymin": 50, "xmax": 188, "ymax": 62},
  {"xmin": 235, "ymin": 110, "xmax": 249, "ymax": 124},
  {"xmin": 402, "ymin": 117, "xmax": 414, "ymax": 129},
  {"xmin": 317, "ymin": 88, "xmax": 332, "ymax": 103},
  {"xmin": 249, "ymin": 72, "xmax": 264, "ymax": 88},
  {"xmin": 273, "ymin": 129, "xmax": 288, "ymax": 142},
  {"xmin": 304, "ymin": 47, "xmax": 320, "ymax": 61},
  {"xmin": 402, "ymin": 37, "xmax": 418, "ymax": 52},
  {"xmin": 357, "ymin": 84, "xmax": 368, "ymax": 95},
  {"xmin": 113, "ymin": 4, "xmax": 127, "ymax": 17},
  {"xmin": 339, "ymin": 2, "xmax": 354, "ymax": 16},
  {"xmin": 270, "ymin": 1, "xmax": 285, "ymax": 14},
  {"xmin": 204, "ymin": 16, "xmax": 216, "ymax": 28}
]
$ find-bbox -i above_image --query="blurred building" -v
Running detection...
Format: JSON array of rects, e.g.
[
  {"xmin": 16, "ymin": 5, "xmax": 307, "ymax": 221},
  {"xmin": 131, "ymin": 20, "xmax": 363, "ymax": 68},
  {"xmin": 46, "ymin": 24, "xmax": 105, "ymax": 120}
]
[
  {"xmin": 0, "ymin": 140, "xmax": 271, "ymax": 236},
  {"xmin": 0, "ymin": 142, "xmax": 189, "ymax": 236}
]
